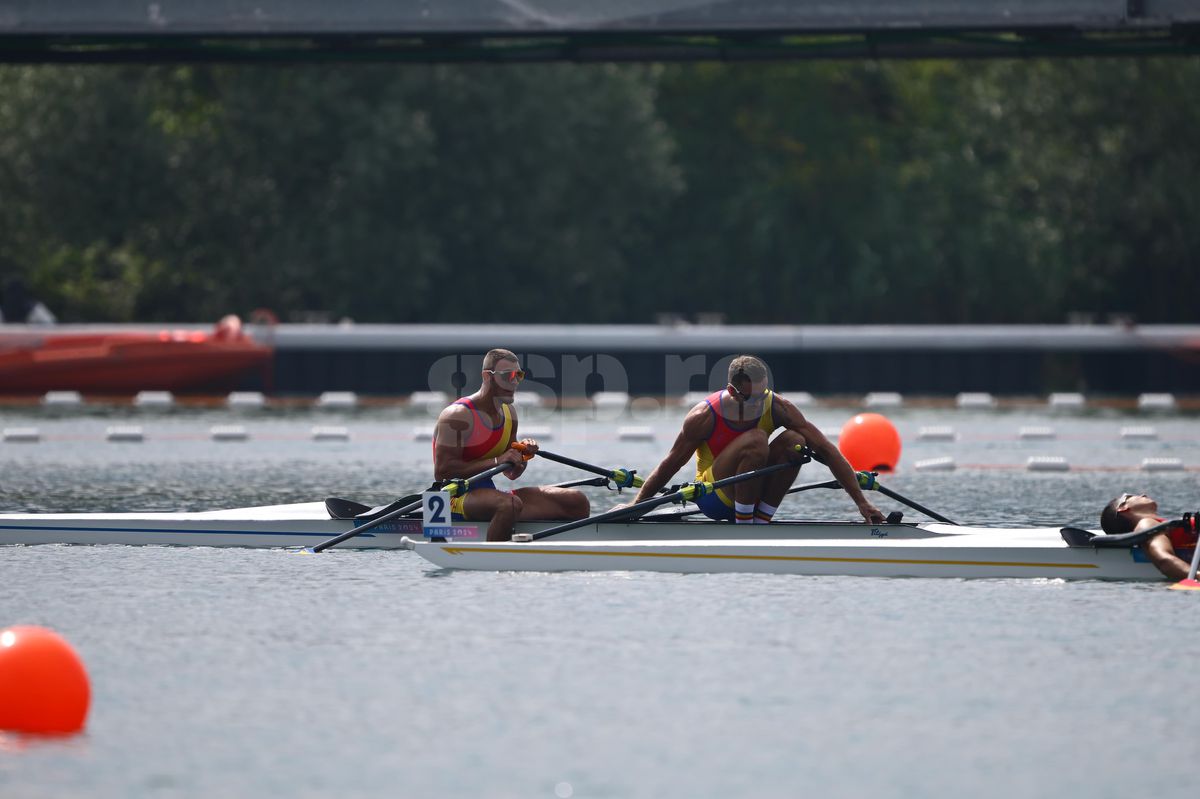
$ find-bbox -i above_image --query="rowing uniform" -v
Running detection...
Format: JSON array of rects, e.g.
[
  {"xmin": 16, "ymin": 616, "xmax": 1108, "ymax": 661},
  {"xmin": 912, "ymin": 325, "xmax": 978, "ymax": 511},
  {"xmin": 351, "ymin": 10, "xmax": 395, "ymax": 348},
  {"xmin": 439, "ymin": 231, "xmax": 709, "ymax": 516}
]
[
  {"xmin": 693, "ymin": 389, "xmax": 777, "ymax": 521},
  {"xmin": 432, "ymin": 398, "xmax": 514, "ymax": 521},
  {"xmin": 1163, "ymin": 516, "xmax": 1198, "ymax": 558}
]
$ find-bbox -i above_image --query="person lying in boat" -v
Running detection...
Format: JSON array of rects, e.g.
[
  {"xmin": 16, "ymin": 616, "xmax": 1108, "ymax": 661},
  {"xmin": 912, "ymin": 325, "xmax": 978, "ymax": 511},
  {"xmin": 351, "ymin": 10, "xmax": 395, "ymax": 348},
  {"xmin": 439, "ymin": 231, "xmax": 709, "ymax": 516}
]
[
  {"xmin": 432, "ymin": 348, "xmax": 589, "ymax": 541},
  {"xmin": 1101, "ymin": 493, "xmax": 1196, "ymax": 581},
  {"xmin": 628, "ymin": 354, "xmax": 884, "ymax": 525}
]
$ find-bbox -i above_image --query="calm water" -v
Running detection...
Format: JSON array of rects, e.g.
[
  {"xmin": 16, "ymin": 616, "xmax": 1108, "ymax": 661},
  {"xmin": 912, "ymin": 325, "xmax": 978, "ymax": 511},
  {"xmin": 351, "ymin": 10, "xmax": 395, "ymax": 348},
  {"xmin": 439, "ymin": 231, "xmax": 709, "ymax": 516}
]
[{"xmin": 2, "ymin": 402, "xmax": 1199, "ymax": 798}]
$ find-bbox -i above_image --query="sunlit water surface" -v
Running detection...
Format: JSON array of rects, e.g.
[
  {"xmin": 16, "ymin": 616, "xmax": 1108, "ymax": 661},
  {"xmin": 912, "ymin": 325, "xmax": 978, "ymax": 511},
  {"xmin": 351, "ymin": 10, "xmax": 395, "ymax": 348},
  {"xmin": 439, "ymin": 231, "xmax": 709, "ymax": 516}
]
[{"xmin": 2, "ymin": 403, "xmax": 1199, "ymax": 798}]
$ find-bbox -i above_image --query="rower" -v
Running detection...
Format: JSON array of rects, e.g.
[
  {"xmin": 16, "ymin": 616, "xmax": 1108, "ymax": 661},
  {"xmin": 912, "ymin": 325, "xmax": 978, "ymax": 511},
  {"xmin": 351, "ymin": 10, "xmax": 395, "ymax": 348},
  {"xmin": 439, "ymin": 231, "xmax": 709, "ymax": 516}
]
[
  {"xmin": 629, "ymin": 355, "xmax": 884, "ymax": 525},
  {"xmin": 432, "ymin": 348, "xmax": 589, "ymax": 541},
  {"xmin": 1101, "ymin": 493, "xmax": 1197, "ymax": 581}
]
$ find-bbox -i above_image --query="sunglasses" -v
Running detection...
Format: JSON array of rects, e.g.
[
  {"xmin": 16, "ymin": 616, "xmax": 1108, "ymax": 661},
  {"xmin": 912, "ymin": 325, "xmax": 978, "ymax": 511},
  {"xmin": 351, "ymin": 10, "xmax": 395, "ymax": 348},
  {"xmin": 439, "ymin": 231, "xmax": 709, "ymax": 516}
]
[
  {"xmin": 485, "ymin": 368, "xmax": 526, "ymax": 383},
  {"xmin": 727, "ymin": 382, "xmax": 764, "ymax": 402}
]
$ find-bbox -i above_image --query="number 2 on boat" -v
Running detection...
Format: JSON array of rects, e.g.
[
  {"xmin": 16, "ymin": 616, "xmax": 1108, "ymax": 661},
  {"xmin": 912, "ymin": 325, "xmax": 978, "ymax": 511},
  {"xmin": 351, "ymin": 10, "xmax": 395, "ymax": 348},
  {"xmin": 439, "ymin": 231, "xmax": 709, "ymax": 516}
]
[{"xmin": 422, "ymin": 490, "xmax": 452, "ymax": 538}]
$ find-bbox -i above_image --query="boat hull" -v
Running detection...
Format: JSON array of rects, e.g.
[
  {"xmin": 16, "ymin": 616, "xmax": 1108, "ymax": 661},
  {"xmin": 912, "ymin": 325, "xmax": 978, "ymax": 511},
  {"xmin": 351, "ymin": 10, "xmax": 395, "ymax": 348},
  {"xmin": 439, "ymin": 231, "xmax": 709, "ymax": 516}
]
[
  {"xmin": 0, "ymin": 503, "xmax": 932, "ymax": 549},
  {"xmin": 401, "ymin": 536, "xmax": 1163, "ymax": 580},
  {"xmin": 0, "ymin": 502, "xmax": 1163, "ymax": 580}
]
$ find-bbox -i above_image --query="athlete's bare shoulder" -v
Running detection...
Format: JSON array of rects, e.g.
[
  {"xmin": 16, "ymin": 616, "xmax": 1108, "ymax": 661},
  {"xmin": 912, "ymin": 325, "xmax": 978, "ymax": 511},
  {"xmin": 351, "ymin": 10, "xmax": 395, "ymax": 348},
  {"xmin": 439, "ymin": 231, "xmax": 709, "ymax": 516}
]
[
  {"xmin": 772, "ymin": 393, "xmax": 804, "ymax": 423},
  {"xmin": 680, "ymin": 397, "xmax": 716, "ymax": 440}
]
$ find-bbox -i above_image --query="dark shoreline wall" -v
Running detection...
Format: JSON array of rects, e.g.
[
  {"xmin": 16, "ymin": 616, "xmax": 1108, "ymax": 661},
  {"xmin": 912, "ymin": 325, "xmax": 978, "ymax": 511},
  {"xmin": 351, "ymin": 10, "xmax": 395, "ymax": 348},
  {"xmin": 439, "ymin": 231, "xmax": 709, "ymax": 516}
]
[
  {"xmin": 3, "ymin": 323, "xmax": 1194, "ymax": 396},
  {"xmin": 265, "ymin": 325, "xmax": 1200, "ymax": 397}
]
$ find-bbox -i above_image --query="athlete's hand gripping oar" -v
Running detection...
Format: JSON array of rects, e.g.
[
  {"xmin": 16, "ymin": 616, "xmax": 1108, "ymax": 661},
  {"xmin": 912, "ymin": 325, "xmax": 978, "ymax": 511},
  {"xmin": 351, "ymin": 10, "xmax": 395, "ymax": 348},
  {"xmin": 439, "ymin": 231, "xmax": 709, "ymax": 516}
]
[
  {"xmin": 305, "ymin": 460, "xmax": 519, "ymax": 553},
  {"xmin": 526, "ymin": 459, "xmax": 802, "ymax": 542},
  {"xmin": 511, "ymin": 442, "xmax": 643, "ymax": 490},
  {"xmin": 854, "ymin": 472, "xmax": 957, "ymax": 525}
]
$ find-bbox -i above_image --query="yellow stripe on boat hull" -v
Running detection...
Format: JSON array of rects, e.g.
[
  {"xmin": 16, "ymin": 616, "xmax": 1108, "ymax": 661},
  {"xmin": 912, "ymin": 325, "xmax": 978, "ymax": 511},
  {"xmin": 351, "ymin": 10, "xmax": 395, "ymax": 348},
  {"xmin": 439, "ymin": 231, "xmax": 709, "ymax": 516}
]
[{"xmin": 437, "ymin": 546, "xmax": 1099, "ymax": 570}]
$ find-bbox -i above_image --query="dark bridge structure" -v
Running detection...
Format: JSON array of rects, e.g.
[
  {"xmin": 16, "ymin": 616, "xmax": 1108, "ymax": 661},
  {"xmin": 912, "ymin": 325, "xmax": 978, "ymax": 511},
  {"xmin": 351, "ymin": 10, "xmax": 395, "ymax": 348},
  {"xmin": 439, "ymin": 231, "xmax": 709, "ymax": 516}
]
[{"xmin": 0, "ymin": 1, "xmax": 1198, "ymax": 63}]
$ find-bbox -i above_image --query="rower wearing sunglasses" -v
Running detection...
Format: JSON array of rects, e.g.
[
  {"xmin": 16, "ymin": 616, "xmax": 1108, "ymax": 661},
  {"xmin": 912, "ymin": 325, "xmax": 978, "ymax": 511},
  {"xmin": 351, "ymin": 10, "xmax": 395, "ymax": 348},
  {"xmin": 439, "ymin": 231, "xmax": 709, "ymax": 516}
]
[
  {"xmin": 629, "ymin": 355, "xmax": 884, "ymax": 525},
  {"xmin": 432, "ymin": 348, "xmax": 589, "ymax": 541},
  {"xmin": 1101, "ymin": 492, "xmax": 1197, "ymax": 581}
]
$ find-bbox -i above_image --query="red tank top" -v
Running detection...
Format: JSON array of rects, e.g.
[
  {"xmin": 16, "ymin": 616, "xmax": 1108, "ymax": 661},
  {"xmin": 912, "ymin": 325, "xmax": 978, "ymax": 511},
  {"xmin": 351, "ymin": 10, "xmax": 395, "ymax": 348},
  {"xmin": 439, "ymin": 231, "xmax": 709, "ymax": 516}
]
[
  {"xmin": 1165, "ymin": 516, "xmax": 1199, "ymax": 551},
  {"xmin": 694, "ymin": 389, "xmax": 776, "ymax": 476},
  {"xmin": 432, "ymin": 398, "xmax": 513, "ymax": 461}
]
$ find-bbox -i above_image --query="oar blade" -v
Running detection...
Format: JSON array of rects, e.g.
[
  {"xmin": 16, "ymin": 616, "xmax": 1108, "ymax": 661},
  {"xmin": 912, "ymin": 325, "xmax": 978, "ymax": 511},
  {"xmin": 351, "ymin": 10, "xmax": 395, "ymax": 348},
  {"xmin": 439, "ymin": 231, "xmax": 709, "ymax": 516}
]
[
  {"xmin": 325, "ymin": 497, "xmax": 372, "ymax": 520},
  {"xmin": 357, "ymin": 494, "xmax": 422, "ymax": 520},
  {"xmin": 1169, "ymin": 578, "xmax": 1200, "ymax": 591}
]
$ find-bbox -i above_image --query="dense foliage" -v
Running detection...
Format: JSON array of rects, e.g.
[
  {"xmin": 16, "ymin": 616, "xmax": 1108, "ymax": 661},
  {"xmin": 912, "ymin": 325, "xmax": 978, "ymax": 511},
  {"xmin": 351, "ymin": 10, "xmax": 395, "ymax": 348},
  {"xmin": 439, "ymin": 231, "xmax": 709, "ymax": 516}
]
[{"xmin": 0, "ymin": 59, "xmax": 1195, "ymax": 323}]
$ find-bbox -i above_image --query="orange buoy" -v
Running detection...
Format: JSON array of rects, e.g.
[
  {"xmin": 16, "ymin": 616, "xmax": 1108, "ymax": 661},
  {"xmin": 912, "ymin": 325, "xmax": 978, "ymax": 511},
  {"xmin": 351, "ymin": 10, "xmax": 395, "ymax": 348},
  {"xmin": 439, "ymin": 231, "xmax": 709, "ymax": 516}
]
[
  {"xmin": 839, "ymin": 413, "xmax": 902, "ymax": 472},
  {"xmin": 0, "ymin": 626, "xmax": 90, "ymax": 734}
]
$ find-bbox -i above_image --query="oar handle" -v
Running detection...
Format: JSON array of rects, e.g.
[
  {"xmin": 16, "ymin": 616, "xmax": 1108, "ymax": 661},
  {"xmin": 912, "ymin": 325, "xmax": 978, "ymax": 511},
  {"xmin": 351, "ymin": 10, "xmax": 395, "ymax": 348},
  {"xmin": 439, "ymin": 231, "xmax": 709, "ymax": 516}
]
[
  {"xmin": 310, "ymin": 461, "xmax": 514, "ymax": 553},
  {"xmin": 854, "ymin": 472, "xmax": 957, "ymax": 525},
  {"xmin": 511, "ymin": 443, "xmax": 644, "ymax": 489},
  {"xmin": 529, "ymin": 460, "xmax": 797, "ymax": 541}
]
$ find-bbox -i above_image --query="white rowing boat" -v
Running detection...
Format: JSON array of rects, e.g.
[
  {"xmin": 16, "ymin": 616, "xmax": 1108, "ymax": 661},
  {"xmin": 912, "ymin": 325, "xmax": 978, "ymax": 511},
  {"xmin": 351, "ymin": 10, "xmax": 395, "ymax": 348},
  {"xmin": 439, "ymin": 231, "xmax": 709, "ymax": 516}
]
[
  {"xmin": 401, "ymin": 530, "xmax": 1165, "ymax": 580},
  {"xmin": 0, "ymin": 502, "xmax": 933, "ymax": 548},
  {"xmin": 0, "ymin": 502, "xmax": 1168, "ymax": 580}
]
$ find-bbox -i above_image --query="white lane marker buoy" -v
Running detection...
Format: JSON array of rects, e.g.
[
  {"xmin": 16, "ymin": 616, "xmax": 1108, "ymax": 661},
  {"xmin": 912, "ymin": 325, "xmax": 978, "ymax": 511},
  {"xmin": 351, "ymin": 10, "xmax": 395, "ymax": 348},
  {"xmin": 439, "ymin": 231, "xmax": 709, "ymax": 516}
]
[
  {"xmin": 317, "ymin": 392, "xmax": 358, "ymax": 409},
  {"xmin": 1137, "ymin": 393, "xmax": 1176, "ymax": 411},
  {"xmin": 210, "ymin": 425, "xmax": 249, "ymax": 442},
  {"xmin": 226, "ymin": 392, "xmax": 266, "ymax": 409},
  {"xmin": 1026, "ymin": 455, "xmax": 1069, "ymax": 472},
  {"xmin": 106, "ymin": 425, "xmax": 145, "ymax": 442},
  {"xmin": 917, "ymin": 426, "xmax": 956, "ymax": 442},
  {"xmin": 311, "ymin": 426, "xmax": 350, "ymax": 441},
  {"xmin": 2, "ymin": 427, "xmax": 40, "ymax": 443},
  {"xmin": 914, "ymin": 456, "xmax": 957, "ymax": 472}
]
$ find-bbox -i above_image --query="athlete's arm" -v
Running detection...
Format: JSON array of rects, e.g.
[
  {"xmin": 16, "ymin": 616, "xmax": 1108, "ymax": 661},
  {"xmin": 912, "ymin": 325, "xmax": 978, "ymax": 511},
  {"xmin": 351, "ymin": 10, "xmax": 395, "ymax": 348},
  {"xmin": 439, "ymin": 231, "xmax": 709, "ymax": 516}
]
[
  {"xmin": 498, "ymin": 411, "xmax": 530, "ymax": 480},
  {"xmin": 776, "ymin": 397, "xmax": 885, "ymax": 524},
  {"xmin": 1135, "ymin": 519, "xmax": 1191, "ymax": 581},
  {"xmin": 630, "ymin": 404, "xmax": 713, "ymax": 503},
  {"xmin": 433, "ymin": 404, "xmax": 510, "ymax": 480}
]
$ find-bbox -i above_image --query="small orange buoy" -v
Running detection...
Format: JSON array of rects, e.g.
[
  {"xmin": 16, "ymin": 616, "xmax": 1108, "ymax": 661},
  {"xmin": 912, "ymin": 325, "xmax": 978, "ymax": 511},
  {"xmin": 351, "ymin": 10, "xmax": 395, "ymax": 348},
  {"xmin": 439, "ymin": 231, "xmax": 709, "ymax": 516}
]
[
  {"xmin": 839, "ymin": 413, "xmax": 902, "ymax": 472},
  {"xmin": 0, "ymin": 626, "xmax": 90, "ymax": 735}
]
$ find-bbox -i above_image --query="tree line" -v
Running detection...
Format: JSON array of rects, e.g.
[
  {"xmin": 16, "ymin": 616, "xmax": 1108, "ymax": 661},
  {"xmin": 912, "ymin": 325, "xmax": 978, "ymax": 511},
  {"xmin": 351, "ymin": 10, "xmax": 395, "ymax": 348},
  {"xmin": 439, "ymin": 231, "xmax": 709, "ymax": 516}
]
[{"xmin": 0, "ymin": 59, "xmax": 1195, "ymax": 324}]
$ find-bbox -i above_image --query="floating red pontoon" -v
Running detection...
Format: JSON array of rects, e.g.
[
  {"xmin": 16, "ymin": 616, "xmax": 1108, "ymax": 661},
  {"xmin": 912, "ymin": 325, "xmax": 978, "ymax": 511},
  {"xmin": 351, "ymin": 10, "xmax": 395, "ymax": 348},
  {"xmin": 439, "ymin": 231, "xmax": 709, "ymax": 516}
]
[{"xmin": 0, "ymin": 315, "xmax": 273, "ymax": 394}]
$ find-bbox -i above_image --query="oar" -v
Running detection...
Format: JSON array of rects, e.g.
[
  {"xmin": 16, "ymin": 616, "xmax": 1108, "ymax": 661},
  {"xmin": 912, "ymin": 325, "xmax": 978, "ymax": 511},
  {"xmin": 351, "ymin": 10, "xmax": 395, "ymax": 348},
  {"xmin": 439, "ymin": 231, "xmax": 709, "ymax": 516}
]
[
  {"xmin": 632, "ymin": 475, "xmax": 952, "ymax": 523},
  {"xmin": 325, "ymin": 495, "xmax": 421, "ymax": 521},
  {"xmin": 305, "ymin": 461, "xmax": 515, "ymax": 553},
  {"xmin": 526, "ymin": 459, "xmax": 801, "ymax": 542},
  {"xmin": 511, "ymin": 442, "xmax": 643, "ymax": 489},
  {"xmin": 854, "ymin": 472, "xmax": 958, "ymax": 525}
]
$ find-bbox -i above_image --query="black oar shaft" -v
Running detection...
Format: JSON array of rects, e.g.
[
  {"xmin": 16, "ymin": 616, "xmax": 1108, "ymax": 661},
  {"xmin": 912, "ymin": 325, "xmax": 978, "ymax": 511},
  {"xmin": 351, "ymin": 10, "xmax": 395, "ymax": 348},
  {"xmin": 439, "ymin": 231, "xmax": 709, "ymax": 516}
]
[
  {"xmin": 872, "ymin": 484, "xmax": 956, "ymax": 525},
  {"xmin": 786, "ymin": 479, "xmax": 840, "ymax": 494},
  {"xmin": 310, "ymin": 461, "xmax": 512, "ymax": 553},
  {"xmin": 515, "ymin": 446, "xmax": 643, "ymax": 488},
  {"xmin": 312, "ymin": 498, "xmax": 422, "ymax": 553},
  {"xmin": 783, "ymin": 473, "xmax": 957, "ymax": 524},
  {"xmin": 530, "ymin": 460, "xmax": 796, "ymax": 541}
]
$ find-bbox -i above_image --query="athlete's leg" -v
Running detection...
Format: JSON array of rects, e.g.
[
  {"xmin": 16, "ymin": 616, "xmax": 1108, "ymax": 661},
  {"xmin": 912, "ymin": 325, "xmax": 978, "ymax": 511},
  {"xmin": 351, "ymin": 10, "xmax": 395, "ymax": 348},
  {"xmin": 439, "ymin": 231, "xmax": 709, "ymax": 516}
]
[
  {"xmin": 513, "ymin": 486, "xmax": 590, "ymax": 521},
  {"xmin": 461, "ymin": 488, "xmax": 524, "ymax": 541},
  {"xmin": 708, "ymin": 428, "xmax": 770, "ymax": 508},
  {"xmin": 759, "ymin": 429, "xmax": 807, "ymax": 509}
]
